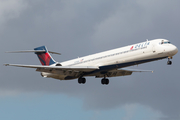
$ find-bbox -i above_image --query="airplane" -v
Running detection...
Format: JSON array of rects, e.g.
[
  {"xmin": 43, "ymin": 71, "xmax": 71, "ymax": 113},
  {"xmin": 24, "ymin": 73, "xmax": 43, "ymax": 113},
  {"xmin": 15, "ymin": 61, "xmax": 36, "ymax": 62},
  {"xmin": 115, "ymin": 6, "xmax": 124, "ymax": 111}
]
[{"xmin": 5, "ymin": 39, "xmax": 178, "ymax": 85}]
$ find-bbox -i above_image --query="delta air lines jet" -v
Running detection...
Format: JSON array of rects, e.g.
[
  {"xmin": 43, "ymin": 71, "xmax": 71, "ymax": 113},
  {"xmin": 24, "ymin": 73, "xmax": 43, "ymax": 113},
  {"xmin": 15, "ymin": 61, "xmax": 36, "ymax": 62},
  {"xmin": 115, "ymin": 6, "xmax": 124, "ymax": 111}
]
[{"xmin": 5, "ymin": 39, "xmax": 178, "ymax": 85}]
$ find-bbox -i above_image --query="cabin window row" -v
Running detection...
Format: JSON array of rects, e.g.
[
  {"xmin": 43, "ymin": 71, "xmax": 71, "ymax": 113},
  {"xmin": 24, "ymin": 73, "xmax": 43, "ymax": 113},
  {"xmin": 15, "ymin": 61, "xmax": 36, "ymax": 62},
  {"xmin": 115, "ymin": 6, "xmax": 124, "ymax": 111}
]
[{"xmin": 71, "ymin": 46, "xmax": 147, "ymax": 65}]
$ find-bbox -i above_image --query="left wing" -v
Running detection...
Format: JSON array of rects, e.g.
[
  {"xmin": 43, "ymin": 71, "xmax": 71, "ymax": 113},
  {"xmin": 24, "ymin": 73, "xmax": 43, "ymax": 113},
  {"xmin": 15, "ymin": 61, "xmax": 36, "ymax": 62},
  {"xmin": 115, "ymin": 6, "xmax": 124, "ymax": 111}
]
[
  {"xmin": 95, "ymin": 68, "xmax": 153, "ymax": 78},
  {"xmin": 4, "ymin": 64, "xmax": 99, "ymax": 72}
]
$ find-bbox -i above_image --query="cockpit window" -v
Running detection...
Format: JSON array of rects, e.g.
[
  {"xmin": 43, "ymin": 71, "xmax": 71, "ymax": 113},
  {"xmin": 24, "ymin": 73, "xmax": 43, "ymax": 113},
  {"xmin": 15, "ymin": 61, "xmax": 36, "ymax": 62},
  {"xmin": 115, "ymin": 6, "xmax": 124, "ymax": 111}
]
[
  {"xmin": 163, "ymin": 42, "xmax": 171, "ymax": 44},
  {"xmin": 161, "ymin": 41, "xmax": 171, "ymax": 44}
]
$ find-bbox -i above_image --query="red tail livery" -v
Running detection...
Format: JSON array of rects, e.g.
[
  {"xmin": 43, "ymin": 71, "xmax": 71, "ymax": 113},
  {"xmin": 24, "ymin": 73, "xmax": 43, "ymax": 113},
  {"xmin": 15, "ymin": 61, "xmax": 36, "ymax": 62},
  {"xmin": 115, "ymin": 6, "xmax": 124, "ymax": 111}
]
[{"xmin": 34, "ymin": 46, "xmax": 56, "ymax": 65}]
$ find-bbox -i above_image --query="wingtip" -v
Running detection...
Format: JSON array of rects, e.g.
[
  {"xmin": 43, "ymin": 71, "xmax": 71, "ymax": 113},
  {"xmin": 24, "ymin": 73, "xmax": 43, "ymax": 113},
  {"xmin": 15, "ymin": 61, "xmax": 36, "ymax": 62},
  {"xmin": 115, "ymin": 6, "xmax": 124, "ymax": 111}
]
[
  {"xmin": 48, "ymin": 51, "xmax": 61, "ymax": 55},
  {"xmin": 5, "ymin": 51, "xmax": 11, "ymax": 53},
  {"xmin": 4, "ymin": 64, "xmax": 9, "ymax": 66}
]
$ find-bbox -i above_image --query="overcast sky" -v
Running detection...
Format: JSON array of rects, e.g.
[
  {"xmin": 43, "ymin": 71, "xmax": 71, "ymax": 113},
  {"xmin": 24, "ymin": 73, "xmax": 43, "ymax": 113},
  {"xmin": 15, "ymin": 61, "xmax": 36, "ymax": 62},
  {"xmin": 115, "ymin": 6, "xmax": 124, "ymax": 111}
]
[{"xmin": 1, "ymin": 0, "xmax": 180, "ymax": 120}]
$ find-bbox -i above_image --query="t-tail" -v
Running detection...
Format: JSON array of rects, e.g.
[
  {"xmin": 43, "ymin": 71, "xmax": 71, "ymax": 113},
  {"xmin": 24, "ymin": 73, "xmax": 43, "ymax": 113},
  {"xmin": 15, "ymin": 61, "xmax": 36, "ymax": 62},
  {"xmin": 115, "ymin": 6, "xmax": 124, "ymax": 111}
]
[
  {"xmin": 34, "ymin": 46, "xmax": 57, "ymax": 66},
  {"xmin": 6, "ymin": 46, "xmax": 61, "ymax": 66}
]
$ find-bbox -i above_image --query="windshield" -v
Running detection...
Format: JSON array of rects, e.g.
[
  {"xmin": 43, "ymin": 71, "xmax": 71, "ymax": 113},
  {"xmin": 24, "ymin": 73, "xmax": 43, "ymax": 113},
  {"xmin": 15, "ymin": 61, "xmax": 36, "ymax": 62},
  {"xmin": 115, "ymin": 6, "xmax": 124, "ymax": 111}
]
[{"xmin": 161, "ymin": 41, "xmax": 171, "ymax": 44}]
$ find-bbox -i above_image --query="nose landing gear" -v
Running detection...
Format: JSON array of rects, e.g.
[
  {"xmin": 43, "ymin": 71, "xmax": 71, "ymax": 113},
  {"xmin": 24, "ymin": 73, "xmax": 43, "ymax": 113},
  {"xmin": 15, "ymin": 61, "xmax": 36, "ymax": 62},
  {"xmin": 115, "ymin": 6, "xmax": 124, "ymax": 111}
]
[{"xmin": 167, "ymin": 57, "xmax": 172, "ymax": 65}]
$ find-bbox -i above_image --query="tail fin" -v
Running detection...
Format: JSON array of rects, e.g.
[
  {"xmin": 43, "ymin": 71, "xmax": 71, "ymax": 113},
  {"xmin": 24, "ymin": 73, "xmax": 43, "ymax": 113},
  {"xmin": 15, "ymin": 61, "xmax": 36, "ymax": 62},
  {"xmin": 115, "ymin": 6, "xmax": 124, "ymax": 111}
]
[{"xmin": 34, "ymin": 46, "xmax": 56, "ymax": 66}]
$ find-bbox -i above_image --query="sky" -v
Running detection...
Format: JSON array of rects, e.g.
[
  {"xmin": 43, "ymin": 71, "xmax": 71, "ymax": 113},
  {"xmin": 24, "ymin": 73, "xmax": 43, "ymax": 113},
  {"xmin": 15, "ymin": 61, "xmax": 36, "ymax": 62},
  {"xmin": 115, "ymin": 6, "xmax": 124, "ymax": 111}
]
[{"xmin": 0, "ymin": 0, "xmax": 180, "ymax": 120}]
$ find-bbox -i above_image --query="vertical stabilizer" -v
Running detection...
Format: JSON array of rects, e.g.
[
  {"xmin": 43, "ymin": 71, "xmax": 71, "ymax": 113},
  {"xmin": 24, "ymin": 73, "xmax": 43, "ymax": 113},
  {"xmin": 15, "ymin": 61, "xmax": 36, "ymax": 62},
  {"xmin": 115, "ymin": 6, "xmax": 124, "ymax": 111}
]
[{"xmin": 34, "ymin": 46, "xmax": 56, "ymax": 65}]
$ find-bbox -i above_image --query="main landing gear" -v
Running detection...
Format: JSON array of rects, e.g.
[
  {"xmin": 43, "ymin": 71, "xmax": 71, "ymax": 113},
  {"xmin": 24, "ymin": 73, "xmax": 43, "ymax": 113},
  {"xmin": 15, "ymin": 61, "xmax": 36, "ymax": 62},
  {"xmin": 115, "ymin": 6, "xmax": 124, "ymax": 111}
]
[
  {"xmin": 78, "ymin": 77, "xmax": 110, "ymax": 85},
  {"xmin": 167, "ymin": 57, "xmax": 172, "ymax": 65},
  {"xmin": 101, "ymin": 78, "xmax": 109, "ymax": 85},
  {"xmin": 101, "ymin": 75, "xmax": 109, "ymax": 85},
  {"xmin": 78, "ymin": 77, "xmax": 86, "ymax": 84}
]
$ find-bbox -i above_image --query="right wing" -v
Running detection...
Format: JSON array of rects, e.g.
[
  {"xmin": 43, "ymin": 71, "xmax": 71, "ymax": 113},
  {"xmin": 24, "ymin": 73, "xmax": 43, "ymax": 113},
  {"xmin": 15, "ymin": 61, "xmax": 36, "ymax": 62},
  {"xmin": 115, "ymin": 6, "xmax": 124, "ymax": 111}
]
[{"xmin": 95, "ymin": 68, "xmax": 153, "ymax": 78}]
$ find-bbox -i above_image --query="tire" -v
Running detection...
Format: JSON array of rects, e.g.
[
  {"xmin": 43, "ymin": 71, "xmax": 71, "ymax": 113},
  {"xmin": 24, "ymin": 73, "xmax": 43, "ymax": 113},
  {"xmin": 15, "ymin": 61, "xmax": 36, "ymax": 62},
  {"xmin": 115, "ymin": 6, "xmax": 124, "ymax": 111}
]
[
  {"xmin": 167, "ymin": 61, "xmax": 172, "ymax": 65},
  {"xmin": 101, "ymin": 78, "xmax": 105, "ymax": 85},
  {"xmin": 78, "ymin": 78, "xmax": 86, "ymax": 84},
  {"xmin": 101, "ymin": 78, "xmax": 109, "ymax": 85},
  {"xmin": 105, "ymin": 79, "xmax": 109, "ymax": 85},
  {"xmin": 78, "ymin": 78, "xmax": 82, "ymax": 84},
  {"xmin": 82, "ymin": 78, "xmax": 86, "ymax": 84}
]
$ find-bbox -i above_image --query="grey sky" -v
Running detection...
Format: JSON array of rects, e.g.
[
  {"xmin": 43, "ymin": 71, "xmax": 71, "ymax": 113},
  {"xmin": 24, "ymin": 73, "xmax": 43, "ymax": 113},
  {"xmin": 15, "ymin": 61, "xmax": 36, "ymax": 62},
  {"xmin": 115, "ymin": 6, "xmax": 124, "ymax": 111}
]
[{"xmin": 1, "ymin": 0, "xmax": 180, "ymax": 119}]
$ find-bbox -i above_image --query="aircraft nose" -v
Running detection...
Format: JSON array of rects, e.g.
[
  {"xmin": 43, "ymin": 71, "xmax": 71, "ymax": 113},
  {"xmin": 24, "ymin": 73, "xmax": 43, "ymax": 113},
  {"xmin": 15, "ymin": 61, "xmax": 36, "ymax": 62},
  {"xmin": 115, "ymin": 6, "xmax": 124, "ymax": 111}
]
[{"xmin": 170, "ymin": 45, "xmax": 178, "ymax": 55}]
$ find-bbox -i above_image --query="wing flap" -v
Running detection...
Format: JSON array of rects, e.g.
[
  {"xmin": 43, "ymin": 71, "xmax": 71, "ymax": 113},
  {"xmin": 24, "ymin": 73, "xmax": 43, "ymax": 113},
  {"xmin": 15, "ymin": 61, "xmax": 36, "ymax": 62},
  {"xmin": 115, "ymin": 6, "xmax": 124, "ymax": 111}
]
[{"xmin": 95, "ymin": 68, "xmax": 153, "ymax": 78}]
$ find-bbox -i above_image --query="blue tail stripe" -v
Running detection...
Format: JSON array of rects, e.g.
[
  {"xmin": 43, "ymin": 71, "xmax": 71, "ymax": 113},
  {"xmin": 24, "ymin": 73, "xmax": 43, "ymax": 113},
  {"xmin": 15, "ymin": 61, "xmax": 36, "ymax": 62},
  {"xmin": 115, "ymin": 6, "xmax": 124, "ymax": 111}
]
[{"xmin": 34, "ymin": 46, "xmax": 56, "ymax": 65}]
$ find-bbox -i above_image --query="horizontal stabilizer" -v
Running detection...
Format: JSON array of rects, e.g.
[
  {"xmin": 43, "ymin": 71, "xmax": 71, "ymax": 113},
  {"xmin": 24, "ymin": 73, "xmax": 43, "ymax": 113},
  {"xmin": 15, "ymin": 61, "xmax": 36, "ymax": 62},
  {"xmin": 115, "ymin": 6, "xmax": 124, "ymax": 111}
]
[{"xmin": 6, "ymin": 50, "xmax": 61, "ymax": 55}]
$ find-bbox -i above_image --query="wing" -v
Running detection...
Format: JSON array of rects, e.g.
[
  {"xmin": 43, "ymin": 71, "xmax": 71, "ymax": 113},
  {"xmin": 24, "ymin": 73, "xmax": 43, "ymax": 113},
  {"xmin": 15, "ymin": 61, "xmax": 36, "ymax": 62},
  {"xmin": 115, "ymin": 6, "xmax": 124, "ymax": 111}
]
[
  {"xmin": 95, "ymin": 68, "xmax": 153, "ymax": 78},
  {"xmin": 120, "ymin": 68, "xmax": 153, "ymax": 73},
  {"xmin": 4, "ymin": 64, "xmax": 99, "ymax": 72}
]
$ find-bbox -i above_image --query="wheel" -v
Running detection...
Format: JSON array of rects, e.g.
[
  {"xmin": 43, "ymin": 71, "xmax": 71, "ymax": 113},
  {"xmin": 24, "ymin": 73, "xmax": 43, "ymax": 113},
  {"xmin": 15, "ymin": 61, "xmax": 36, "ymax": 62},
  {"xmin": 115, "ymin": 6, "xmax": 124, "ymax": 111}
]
[
  {"xmin": 167, "ymin": 61, "xmax": 172, "ymax": 65},
  {"xmin": 101, "ymin": 78, "xmax": 106, "ymax": 85},
  {"xmin": 101, "ymin": 78, "xmax": 109, "ymax": 85},
  {"xmin": 78, "ymin": 78, "xmax": 86, "ymax": 84},
  {"xmin": 78, "ymin": 78, "xmax": 82, "ymax": 84},
  {"xmin": 82, "ymin": 78, "xmax": 86, "ymax": 84},
  {"xmin": 105, "ymin": 79, "xmax": 109, "ymax": 85}
]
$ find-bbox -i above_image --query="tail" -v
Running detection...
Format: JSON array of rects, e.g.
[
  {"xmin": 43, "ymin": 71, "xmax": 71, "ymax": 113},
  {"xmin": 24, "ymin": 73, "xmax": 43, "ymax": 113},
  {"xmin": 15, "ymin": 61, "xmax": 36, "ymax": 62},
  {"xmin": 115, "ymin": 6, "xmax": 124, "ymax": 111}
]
[
  {"xmin": 6, "ymin": 46, "xmax": 60, "ymax": 66},
  {"xmin": 34, "ymin": 46, "xmax": 56, "ymax": 66}
]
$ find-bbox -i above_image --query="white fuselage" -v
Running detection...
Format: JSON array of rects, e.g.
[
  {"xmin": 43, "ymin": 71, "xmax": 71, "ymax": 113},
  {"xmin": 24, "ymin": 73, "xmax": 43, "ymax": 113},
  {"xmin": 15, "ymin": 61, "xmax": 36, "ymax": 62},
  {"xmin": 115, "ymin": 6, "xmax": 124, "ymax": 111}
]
[
  {"xmin": 42, "ymin": 39, "xmax": 178, "ymax": 80},
  {"xmin": 61, "ymin": 39, "xmax": 177, "ymax": 67}
]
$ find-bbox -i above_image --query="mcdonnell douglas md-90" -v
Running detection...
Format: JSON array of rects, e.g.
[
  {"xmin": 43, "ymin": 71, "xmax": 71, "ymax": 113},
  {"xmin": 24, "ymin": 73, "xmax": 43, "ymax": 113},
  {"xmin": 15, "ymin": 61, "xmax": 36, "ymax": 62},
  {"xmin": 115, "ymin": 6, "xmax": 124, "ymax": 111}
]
[{"xmin": 5, "ymin": 39, "xmax": 178, "ymax": 85}]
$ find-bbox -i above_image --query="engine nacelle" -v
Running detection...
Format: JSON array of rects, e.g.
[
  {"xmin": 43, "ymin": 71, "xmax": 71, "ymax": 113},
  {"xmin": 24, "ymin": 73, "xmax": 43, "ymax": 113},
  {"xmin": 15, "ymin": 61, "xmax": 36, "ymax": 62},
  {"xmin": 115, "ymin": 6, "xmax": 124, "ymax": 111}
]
[
  {"xmin": 41, "ymin": 72, "xmax": 47, "ymax": 78},
  {"xmin": 40, "ymin": 72, "xmax": 66, "ymax": 80}
]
